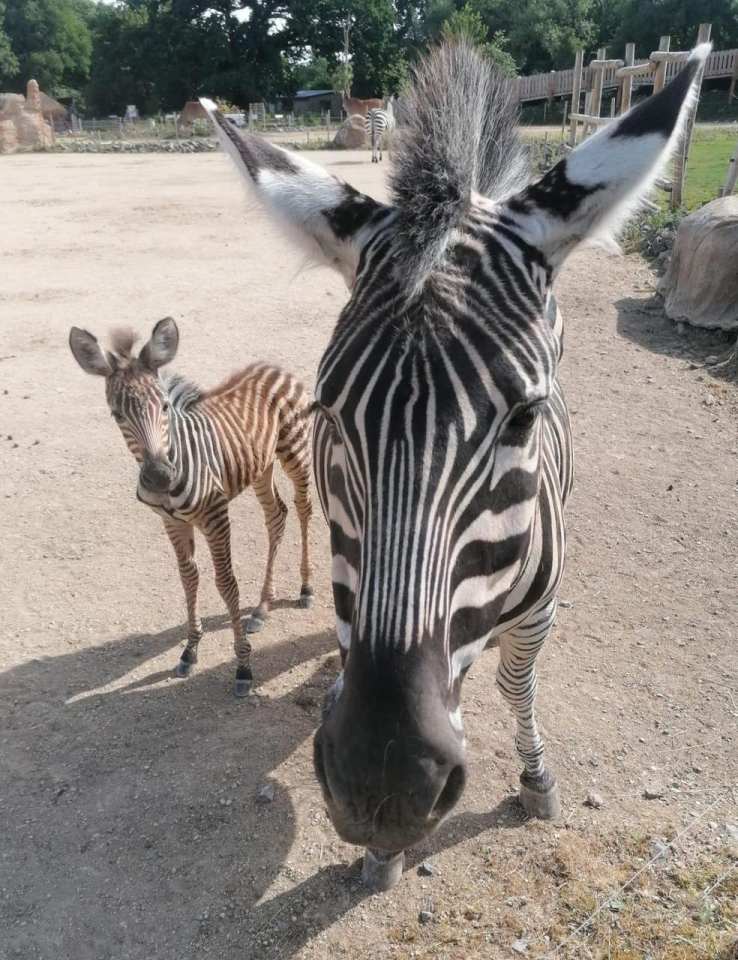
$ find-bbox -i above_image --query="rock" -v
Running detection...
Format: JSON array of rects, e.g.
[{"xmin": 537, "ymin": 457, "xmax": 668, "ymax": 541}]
[
  {"xmin": 418, "ymin": 910, "xmax": 433, "ymax": 924},
  {"xmin": 418, "ymin": 861, "xmax": 434, "ymax": 877},
  {"xmin": 643, "ymin": 784, "xmax": 666, "ymax": 800},
  {"xmin": 649, "ymin": 838, "xmax": 671, "ymax": 861},
  {"xmin": 584, "ymin": 791, "xmax": 604, "ymax": 809},
  {"xmin": 256, "ymin": 783, "xmax": 275, "ymax": 804},
  {"xmin": 511, "ymin": 939, "xmax": 529, "ymax": 955},
  {"xmin": 658, "ymin": 196, "xmax": 738, "ymax": 330},
  {"xmin": 333, "ymin": 114, "xmax": 366, "ymax": 148}
]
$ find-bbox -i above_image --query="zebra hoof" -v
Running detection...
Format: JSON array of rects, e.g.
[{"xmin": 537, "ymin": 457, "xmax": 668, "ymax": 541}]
[
  {"xmin": 234, "ymin": 667, "xmax": 253, "ymax": 698},
  {"xmin": 174, "ymin": 659, "xmax": 193, "ymax": 678},
  {"xmin": 298, "ymin": 587, "xmax": 314, "ymax": 610},
  {"xmin": 361, "ymin": 848, "xmax": 405, "ymax": 891},
  {"xmin": 519, "ymin": 772, "xmax": 561, "ymax": 820},
  {"xmin": 244, "ymin": 615, "xmax": 265, "ymax": 635}
]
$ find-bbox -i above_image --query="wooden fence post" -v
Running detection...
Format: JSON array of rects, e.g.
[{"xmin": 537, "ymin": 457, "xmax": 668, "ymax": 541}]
[
  {"xmin": 653, "ymin": 35, "xmax": 671, "ymax": 93},
  {"xmin": 620, "ymin": 42, "xmax": 636, "ymax": 113},
  {"xmin": 729, "ymin": 52, "xmax": 738, "ymax": 101},
  {"xmin": 569, "ymin": 49, "xmax": 584, "ymax": 146},
  {"xmin": 585, "ymin": 48, "xmax": 607, "ymax": 137},
  {"xmin": 671, "ymin": 22, "xmax": 712, "ymax": 209}
]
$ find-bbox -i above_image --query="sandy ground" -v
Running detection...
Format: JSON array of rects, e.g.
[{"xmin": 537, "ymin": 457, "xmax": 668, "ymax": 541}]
[{"xmin": 0, "ymin": 151, "xmax": 736, "ymax": 960}]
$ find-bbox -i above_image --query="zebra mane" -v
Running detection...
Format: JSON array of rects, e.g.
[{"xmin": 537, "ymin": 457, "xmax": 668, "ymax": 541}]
[
  {"xmin": 163, "ymin": 373, "xmax": 202, "ymax": 410},
  {"xmin": 109, "ymin": 327, "xmax": 139, "ymax": 363},
  {"xmin": 390, "ymin": 41, "xmax": 527, "ymax": 291}
]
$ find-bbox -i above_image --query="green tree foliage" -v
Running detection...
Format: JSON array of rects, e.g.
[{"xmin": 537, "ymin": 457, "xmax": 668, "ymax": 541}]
[
  {"xmin": 0, "ymin": 1, "xmax": 19, "ymax": 84},
  {"xmin": 3, "ymin": 0, "xmax": 94, "ymax": 96},
  {"xmin": 292, "ymin": 56, "xmax": 333, "ymax": 90},
  {"xmin": 613, "ymin": 0, "xmax": 738, "ymax": 51},
  {"xmin": 3, "ymin": 0, "xmax": 734, "ymax": 115},
  {"xmin": 440, "ymin": 4, "xmax": 517, "ymax": 75}
]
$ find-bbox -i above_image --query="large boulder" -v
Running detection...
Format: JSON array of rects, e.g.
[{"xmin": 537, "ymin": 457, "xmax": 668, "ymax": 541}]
[
  {"xmin": 658, "ymin": 196, "xmax": 738, "ymax": 330},
  {"xmin": 333, "ymin": 114, "xmax": 366, "ymax": 148}
]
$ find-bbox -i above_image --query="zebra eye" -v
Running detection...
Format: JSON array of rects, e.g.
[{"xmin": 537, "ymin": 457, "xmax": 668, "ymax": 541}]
[
  {"xmin": 162, "ymin": 401, "xmax": 170, "ymax": 413},
  {"xmin": 507, "ymin": 403, "xmax": 543, "ymax": 432},
  {"xmin": 111, "ymin": 409, "xmax": 124, "ymax": 422}
]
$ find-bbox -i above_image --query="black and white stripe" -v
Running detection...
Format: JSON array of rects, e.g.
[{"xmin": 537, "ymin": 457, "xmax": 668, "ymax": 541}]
[
  {"xmin": 200, "ymin": 39, "xmax": 711, "ymax": 869},
  {"xmin": 69, "ymin": 319, "xmax": 314, "ymax": 696},
  {"xmin": 365, "ymin": 108, "xmax": 393, "ymax": 163}
]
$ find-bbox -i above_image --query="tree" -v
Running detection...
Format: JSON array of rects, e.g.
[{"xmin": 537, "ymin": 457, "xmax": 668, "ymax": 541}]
[
  {"xmin": 292, "ymin": 56, "xmax": 333, "ymax": 90},
  {"xmin": 440, "ymin": 4, "xmax": 518, "ymax": 75},
  {"xmin": 3, "ymin": 0, "xmax": 94, "ymax": 96},
  {"xmin": 613, "ymin": 0, "xmax": 738, "ymax": 52},
  {"xmin": 0, "ymin": 1, "xmax": 19, "ymax": 85}
]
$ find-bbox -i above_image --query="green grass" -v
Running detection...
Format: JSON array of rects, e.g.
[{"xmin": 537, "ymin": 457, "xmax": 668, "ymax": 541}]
[{"xmin": 684, "ymin": 126, "xmax": 738, "ymax": 208}]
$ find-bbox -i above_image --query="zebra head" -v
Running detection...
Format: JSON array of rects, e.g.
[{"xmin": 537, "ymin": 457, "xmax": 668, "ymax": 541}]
[
  {"xmin": 69, "ymin": 318, "xmax": 179, "ymax": 497},
  {"xmin": 201, "ymin": 41, "xmax": 710, "ymax": 854}
]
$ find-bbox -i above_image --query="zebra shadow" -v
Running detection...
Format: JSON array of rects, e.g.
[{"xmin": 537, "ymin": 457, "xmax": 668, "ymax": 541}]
[
  {"xmin": 615, "ymin": 294, "xmax": 736, "ymax": 382},
  {"xmin": 0, "ymin": 622, "xmax": 526, "ymax": 960}
]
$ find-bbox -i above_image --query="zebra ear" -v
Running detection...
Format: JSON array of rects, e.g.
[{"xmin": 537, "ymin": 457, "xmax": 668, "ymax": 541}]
[
  {"xmin": 199, "ymin": 98, "xmax": 387, "ymax": 288},
  {"xmin": 69, "ymin": 327, "xmax": 113, "ymax": 377},
  {"xmin": 139, "ymin": 317, "xmax": 179, "ymax": 371},
  {"xmin": 507, "ymin": 43, "xmax": 711, "ymax": 267}
]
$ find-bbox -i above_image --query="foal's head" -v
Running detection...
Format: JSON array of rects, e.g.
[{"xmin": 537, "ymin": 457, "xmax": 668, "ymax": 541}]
[{"xmin": 69, "ymin": 318, "xmax": 179, "ymax": 497}]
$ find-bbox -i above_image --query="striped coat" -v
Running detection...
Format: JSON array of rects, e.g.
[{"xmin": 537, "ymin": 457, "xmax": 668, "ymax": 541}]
[{"xmin": 69, "ymin": 319, "xmax": 314, "ymax": 696}]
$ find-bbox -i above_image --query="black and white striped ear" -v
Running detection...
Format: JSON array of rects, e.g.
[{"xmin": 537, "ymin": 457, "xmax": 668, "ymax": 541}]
[
  {"xmin": 199, "ymin": 99, "xmax": 388, "ymax": 288},
  {"xmin": 507, "ymin": 43, "xmax": 711, "ymax": 268}
]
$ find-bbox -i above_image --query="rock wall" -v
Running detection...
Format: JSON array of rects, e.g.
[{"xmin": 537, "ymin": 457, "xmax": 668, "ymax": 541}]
[{"xmin": 0, "ymin": 80, "xmax": 55, "ymax": 154}]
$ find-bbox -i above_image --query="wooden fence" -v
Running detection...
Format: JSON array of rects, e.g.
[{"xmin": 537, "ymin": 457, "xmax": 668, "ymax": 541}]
[{"xmin": 516, "ymin": 47, "xmax": 738, "ymax": 103}]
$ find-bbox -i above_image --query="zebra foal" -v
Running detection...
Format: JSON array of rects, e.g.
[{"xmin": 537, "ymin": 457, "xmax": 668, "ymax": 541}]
[{"xmin": 69, "ymin": 318, "xmax": 314, "ymax": 696}]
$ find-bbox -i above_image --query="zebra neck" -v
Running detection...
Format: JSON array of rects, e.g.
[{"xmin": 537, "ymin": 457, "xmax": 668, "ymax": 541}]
[{"xmin": 167, "ymin": 406, "xmax": 222, "ymax": 485}]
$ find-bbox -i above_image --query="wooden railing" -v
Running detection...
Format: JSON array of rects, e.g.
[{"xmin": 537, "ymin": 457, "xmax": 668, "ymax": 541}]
[{"xmin": 516, "ymin": 48, "xmax": 738, "ymax": 103}]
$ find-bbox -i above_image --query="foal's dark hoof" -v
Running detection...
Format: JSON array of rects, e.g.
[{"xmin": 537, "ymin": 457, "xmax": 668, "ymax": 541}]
[
  {"xmin": 244, "ymin": 615, "xmax": 265, "ymax": 634},
  {"xmin": 174, "ymin": 659, "xmax": 193, "ymax": 678},
  {"xmin": 298, "ymin": 586, "xmax": 314, "ymax": 610},
  {"xmin": 234, "ymin": 667, "xmax": 254, "ymax": 699}
]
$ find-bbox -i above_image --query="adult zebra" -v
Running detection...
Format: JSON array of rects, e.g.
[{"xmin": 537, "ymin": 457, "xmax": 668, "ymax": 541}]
[
  {"xmin": 365, "ymin": 106, "xmax": 393, "ymax": 163},
  {"xmin": 69, "ymin": 318, "xmax": 314, "ymax": 696},
  {"xmin": 201, "ymin": 39, "xmax": 710, "ymax": 887}
]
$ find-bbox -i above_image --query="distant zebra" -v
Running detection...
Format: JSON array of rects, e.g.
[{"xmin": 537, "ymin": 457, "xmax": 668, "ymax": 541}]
[
  {"xmin": 365, "ymin": 107, "xmax": 393, "ymax": 163},
  {"xmin": 69, "ymin": 318, "xmax": 314, "ymax": 697}
]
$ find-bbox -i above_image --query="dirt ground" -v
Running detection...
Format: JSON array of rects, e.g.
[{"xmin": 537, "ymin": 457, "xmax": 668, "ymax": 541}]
[{"xmin": 1, "ymin": 151, "xmax": 736, "ymax": 960}]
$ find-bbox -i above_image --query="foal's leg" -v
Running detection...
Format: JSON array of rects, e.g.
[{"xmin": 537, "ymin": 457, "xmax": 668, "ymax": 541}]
[
  {"xmin": 496, "ymin": 599, "xmax": 561, "ymax": 819},
  {"xmin": 201, "ymin": 502, "xmax": 252, "ymax": 697},
  {"xmin": 163, "ymin": 518, "xmax": 202, "ymax": 678},
  {"xmin": 248, "ymin": 462, "xmax": 288, "ymax": 633},
  {"xmin": 279, "ymin": 449, "xmax": 314, "ymax": 609}
]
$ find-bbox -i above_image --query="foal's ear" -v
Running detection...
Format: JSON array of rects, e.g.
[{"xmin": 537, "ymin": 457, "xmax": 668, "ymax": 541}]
[
  {"xmin": 139, "ymin": 317, "xmax": 179, "ymax": 371},
  {"xmin": 505, "ymin": 43, "xmax": 711, "ymax": 268},
  {"xmin": 69, "ymin": 327, "xmax": 113, "ymax": 377},
  {"xmin": 199, "ymin": 99, "xmax": 388, "ymax": 288}
]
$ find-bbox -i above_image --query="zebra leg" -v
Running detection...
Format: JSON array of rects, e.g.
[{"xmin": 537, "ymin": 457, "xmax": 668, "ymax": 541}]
[
  {"xmin": 281, "ymin": 453, "xmax": 314, "ymax": 609},
  {"xmin": 202, "ymin": 504, "xmax": 253, "ymax": 697},
  {"xmin": 164, "ymin": 519, "xmax": 202, "ymax": 679},
  {"xmin": 496, "ymin": 599, "xmax": 561, "ymax": 820},
  {"xmin": 250, "ymin": 463, "xmax": 288, "ymax": 631}
]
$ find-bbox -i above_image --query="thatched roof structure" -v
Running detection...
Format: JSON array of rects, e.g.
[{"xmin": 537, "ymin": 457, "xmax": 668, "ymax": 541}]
[
  {"xmin": 179, "ymin": 101, "xmax": 209, "ymax": 124},
  {"xmin": 40, "ymin": 92, "xmax": 67, "ymax": 119}
]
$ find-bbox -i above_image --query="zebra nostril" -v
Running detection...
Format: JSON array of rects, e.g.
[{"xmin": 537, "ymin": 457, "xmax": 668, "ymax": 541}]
[{"xmin": 431, "ymin": 764, "xmax": 466, "ymax": 820}]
